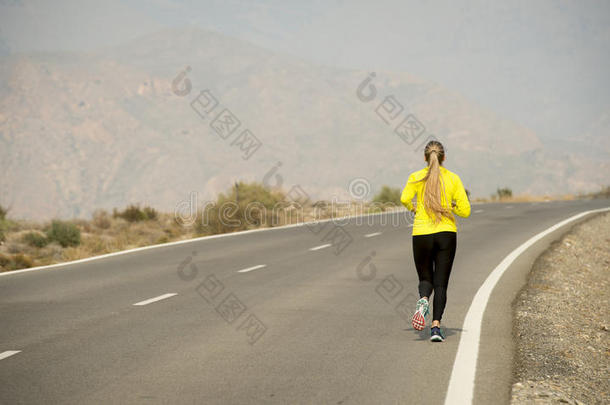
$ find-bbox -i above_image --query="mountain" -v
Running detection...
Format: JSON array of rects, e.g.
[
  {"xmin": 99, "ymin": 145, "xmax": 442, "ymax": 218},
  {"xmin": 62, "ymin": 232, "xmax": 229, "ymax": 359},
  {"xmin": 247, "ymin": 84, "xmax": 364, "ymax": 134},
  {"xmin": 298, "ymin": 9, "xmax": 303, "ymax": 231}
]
[{"xmin": 0, "ymin": 27, "xmax": 607, "ymax": 220}]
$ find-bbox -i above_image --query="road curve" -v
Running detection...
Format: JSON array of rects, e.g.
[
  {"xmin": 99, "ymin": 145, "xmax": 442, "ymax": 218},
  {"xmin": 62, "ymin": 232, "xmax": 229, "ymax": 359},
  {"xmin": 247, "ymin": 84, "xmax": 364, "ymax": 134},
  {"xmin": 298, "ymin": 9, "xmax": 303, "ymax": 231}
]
[{"xmin": 1, "ymin": 198, "xmax": 608, "ymax": 404}]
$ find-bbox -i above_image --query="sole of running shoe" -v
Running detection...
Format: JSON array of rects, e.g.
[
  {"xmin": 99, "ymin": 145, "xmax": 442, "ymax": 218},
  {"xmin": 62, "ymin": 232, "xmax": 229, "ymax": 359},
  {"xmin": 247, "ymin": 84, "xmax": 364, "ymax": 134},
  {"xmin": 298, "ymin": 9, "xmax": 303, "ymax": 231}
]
[
  {"xmin": 412, "ymin": 298, "xmax": 429, "ymax": 330},
  {"xmin": 412, "ymin": 311, "xmax": 425, "ymax": 330}
]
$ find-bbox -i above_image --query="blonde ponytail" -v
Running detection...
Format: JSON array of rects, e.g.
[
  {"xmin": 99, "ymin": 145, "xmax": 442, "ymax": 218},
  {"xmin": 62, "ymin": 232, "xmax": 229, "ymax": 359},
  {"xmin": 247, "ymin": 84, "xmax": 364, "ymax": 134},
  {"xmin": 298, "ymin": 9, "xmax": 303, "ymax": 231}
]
[{"xmin": 417, "ymin": 141, "xmax": 454, "ymax": 225}]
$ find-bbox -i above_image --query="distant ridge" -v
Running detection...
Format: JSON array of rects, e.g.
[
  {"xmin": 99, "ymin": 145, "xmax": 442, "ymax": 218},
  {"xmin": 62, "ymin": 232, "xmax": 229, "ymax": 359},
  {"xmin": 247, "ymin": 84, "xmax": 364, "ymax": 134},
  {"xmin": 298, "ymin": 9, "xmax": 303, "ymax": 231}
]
[{"xmin": 0, "ymin": 27, "xmax": 607, "ymax": 219}]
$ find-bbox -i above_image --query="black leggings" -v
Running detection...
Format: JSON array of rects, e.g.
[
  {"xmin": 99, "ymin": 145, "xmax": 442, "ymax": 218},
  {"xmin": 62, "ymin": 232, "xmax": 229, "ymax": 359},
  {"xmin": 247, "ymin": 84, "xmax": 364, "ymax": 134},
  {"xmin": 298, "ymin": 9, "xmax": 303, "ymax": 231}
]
[{"xmin": 412, "ymin": 231, "xmax": 457, "ymax": 322}]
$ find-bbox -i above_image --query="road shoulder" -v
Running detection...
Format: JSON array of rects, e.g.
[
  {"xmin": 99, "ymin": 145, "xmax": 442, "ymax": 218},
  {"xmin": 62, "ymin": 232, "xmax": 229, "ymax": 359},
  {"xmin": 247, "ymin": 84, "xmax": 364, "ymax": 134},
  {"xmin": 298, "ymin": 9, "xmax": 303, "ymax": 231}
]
[
  {"xmin": 473, "ymin": 211, "xmax": 608, "ymax": 405},
  {"xmin": 510, "ymin": 212, "xmax": 609, "ymax": 404}
]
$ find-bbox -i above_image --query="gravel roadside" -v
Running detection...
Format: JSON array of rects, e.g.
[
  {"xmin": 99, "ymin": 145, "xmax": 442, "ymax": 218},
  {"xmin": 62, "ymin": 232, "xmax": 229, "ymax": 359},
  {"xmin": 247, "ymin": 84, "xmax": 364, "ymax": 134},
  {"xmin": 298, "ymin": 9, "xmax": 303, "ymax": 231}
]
[{"xmin": 511, "ymin": 212, "xmax": 610, "ymax": 404}]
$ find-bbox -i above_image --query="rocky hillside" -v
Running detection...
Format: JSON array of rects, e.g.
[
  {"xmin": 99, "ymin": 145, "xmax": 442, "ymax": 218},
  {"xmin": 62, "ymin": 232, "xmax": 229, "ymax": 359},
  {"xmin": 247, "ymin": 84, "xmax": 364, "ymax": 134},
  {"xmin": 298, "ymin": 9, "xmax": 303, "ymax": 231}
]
[{"xmin": 0, "ymin": 27, "xmax": 607, "ymax": 219}]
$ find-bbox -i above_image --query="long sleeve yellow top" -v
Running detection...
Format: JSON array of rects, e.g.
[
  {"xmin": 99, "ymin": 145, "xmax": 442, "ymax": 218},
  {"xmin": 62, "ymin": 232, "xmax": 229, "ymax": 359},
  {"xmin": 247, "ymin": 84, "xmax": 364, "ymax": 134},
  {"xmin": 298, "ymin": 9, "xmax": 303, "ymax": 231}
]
[{"xmin": 400, "ymin": 166, "xmax": 471, "ymax": 235}]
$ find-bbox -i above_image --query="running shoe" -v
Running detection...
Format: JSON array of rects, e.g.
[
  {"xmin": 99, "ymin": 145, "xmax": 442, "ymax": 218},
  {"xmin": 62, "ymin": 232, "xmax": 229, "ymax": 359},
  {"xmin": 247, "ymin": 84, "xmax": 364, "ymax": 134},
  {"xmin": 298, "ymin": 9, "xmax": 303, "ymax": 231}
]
[
  {"xmin": 411, "ymin": 298, "xmax": 429, "ymax": 331},
  {"xmin": 430, "ymin": 326, "xmax": 445, "ymax": 342}
]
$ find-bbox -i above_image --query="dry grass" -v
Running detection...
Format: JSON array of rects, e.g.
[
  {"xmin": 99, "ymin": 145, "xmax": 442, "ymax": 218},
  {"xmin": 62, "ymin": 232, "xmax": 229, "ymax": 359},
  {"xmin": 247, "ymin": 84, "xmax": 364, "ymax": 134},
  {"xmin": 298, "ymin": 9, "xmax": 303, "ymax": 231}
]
[
  {"xmin": 0, "ymin": 212, "xmax": 192, "ymax": 272},
  {"xmin": 472, "ymin": 186, "xmax": 609, "ymax": 204},
  {"xmin": 472, "ymin": 194, "xmax": 572, "ymax": 203},
  {"xmin": 0, "ymin": 201, "xmax": 403, "ymax": 272},
  {"xmin": 1, "ymin": 185, "xmax": 607, "ymax": 273}
]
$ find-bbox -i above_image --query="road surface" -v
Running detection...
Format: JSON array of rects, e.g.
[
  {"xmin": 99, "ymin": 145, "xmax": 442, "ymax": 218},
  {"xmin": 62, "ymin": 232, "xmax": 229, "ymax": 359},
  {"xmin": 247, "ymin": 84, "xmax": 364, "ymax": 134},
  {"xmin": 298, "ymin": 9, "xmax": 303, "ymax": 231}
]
[{"xmin": 1, "ymin": 199, "xmax": 608, "ymax": 404}]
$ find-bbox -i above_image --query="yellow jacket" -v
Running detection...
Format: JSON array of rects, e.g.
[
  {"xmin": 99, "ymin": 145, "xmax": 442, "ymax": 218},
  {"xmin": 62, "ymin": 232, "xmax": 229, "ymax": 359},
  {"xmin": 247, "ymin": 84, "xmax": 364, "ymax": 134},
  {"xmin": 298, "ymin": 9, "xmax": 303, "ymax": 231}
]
[{"xmin": 400, "ymin": 166, "xmax": 471, "ymax": 235}]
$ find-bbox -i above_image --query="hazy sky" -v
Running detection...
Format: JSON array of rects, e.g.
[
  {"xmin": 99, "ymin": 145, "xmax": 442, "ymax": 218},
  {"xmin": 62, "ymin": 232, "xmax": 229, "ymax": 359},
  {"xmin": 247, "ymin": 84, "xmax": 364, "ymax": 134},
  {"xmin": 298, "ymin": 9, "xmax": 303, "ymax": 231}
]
[{"xmin": 1, "ymin": 0, "xmax": 609, "ymax": 143}]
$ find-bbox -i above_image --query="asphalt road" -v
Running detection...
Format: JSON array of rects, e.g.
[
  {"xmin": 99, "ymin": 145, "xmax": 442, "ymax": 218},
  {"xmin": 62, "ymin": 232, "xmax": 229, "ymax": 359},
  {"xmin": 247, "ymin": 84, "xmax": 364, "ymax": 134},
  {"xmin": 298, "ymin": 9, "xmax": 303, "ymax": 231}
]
[{"xmin": 1, "ymin": 199, "xmax": 608, "ymax": 404}]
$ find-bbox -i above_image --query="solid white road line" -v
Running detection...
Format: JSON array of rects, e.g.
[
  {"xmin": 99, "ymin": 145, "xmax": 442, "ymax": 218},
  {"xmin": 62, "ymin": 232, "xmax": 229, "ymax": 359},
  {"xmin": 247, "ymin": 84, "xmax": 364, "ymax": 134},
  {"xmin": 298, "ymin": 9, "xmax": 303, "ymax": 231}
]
[
  {"xmin": 364, "ymin": 232, "xmax": 382, "ymax": 238},
  {"xmin": 0, "ymin": 350, "xmax": 21, "ymax": 361},
  {"xmin": 309, "ymin": 243, "xmax": 332, "ymax": 251},
  {"xmin": 133, "ymin": 293, "xmax": 178, "ymax": 306},
  {"xmin": 237, "ymin": 264, "xmax": 267, "ymax": 273},
  {"xmin": 474, "ymin": 209, "xmax": 484, "ymax": 213},
  {"xmin": 444, "ymin": 207, "xmax": 610, "ymax": 405}
]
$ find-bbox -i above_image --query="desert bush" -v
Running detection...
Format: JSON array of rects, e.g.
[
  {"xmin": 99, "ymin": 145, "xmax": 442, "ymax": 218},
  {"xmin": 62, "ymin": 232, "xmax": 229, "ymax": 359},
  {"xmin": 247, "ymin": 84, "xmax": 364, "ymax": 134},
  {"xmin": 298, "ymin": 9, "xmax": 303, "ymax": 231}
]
[
  {"xmin": 12, "ymin": 253, "xmax": 33, "ymax": 269},
  {"xmin": 79, "ymin": 234, "xmax": 109, "ymax": 255},
  {"xmin": 113, "ymin": 204, "xmax": 158, "ymax": 222},
  {"xmin": 310, "ymin": 200, "xmax": 328, "ymax": 213},
  {"xmin": 496, "ymin": 187, "xmax": 513, "ymax": 199},
  {"xmin": 22, "ymin": 231, "xmax": 49, "ymax": 248},
  {"xmin": 372, "ymin": 186, "xmax": 402, "ymax": 207},
  {"xmin": 92, "ymin": 209, "xmax": 112, "ymax": 229},
  {"xmin": 155, "ymin": 235, "xmax": 170, "ymax": 244},
  {"xmin": 113, "ymin": 205, "xmax": 145, "ymax": 222},
  {"xmin": 46, "ymin": 220, "xmax": 81, "ymax": 247},
  {"xmin": 0, "ymin": 205, "xmax": 7, "ymax": 242},
  {"xmin": 73, "ymin": 218, "xmax": 93, "ymax": 233},
  {"xmin": 224, "ymin": 181, "xmax": 286, "ymax": 209},
  {"xmin": 0, "ymin": 253, "xmax": 34, "ymax": 271},
  {"xmin": 0, "ymin": 253, "xmax": 9, "ymax": 268},
  {"xmin": 36, "ymin": 243, "xmax": 63, "ymax": 264},
  {"xmin": 62, "ymin": 247, "xmax": 88, "ymax": 262},
  {"xmin": 6, "ymin": 241, "xmax": 23, "ymax": 254},
  {"xmin": 142, "ymin": 206, "xmax": 158, "ymax": 220},
  {"xmin": 162, "ymin": 222, "xmax": 182, "ymax": 239},
  {"xmin": 195, "ymin": 182, "xmax": 286, "ymax": 235}
]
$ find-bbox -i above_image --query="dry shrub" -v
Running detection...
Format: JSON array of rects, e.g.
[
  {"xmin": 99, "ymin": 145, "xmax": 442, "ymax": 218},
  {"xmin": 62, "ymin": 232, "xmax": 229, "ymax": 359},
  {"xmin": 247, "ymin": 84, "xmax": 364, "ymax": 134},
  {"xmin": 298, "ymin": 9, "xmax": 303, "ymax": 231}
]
[
  {"xmin": 12, "ymin": 253, "xmax": 33, "ymax": 269},
  {"xmin": 0, "ymin": 253, "xmax": 9, "ymax": 268},
  {"xmin": 62, "ymin": 246, "xmax": 89, "ymax": 262},
  {"xmin": 0, "ymin": 252, "xmax": 34, "ymax": 271},
  {"xmin": 22, "ymin": 231, "xmax": 49, "ymax": 248},
  {"xmin": 155, "ymin": 235, "xmax": 170, "ymax": 244},
  {"xmin": 92, "ymin": 209, "xmax": 112, "ymax": 229},
  {"xmin": 113, "ymin": 204, "xmax": 159, "ymax": 222},
  {"xmin": 36, "ymin": 243, "xmax": 63, "ymax": 265},
  {"xmin": 72, "ymin": 218, "xmax": 92, "ymax": 233},
  {"xmin": 46, "ymin": 220, "xmax": 81, "ymax": 247},
  {"xmin": 80, "ymin": 234, "xmax": 111, "ymax": 256},
  {"xmin": 5, "ymin": 241, "xmax": 24, "ymax": 254},
  {"xmin": 128, "ymin": 221, "xmax": 166, "ymax": 247}
]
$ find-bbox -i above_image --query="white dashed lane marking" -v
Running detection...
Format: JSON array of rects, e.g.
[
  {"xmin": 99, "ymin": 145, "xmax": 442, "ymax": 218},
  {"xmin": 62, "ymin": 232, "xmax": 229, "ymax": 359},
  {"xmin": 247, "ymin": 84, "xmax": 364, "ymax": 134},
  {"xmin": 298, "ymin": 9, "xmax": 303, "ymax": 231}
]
[
  {"xmin": 364, "ymin": 232, "xmax": 382, "ymax": 238},
  {"xmin": 309, "ymin": 244, "xmax": 332, "ymax": 251},
  {"xmin": 133, "ymin": 293, "xmax": 178, "ymax": 306},
  {"xmin": 0, "ymin": 351, "xmax": 21, "ymax": 361},
  {"xmin": 237, "ymin": 264, "xmax": 267, "ymax": 273},
  {"xmin": 474, "ymin": 209, "xmax": 484, "ymax": 213}
]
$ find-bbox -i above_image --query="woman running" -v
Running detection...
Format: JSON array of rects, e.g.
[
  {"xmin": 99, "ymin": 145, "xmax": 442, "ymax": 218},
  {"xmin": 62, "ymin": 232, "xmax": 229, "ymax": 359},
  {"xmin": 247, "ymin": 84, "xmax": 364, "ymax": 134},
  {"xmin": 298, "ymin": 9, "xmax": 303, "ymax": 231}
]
[{"xmin": 400, "ymin": 140, "xmax": 471, "ymax": 342}]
